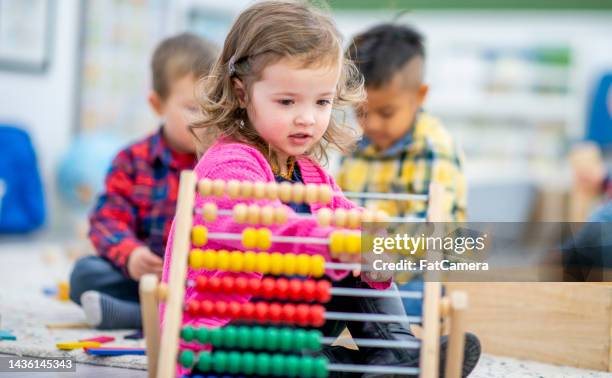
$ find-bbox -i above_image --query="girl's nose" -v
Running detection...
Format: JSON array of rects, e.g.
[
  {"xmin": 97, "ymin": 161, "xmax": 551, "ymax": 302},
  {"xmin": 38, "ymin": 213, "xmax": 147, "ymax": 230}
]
[{"xmin": 295, "ymin": 110, "xmax": 316, "ymax": 126}]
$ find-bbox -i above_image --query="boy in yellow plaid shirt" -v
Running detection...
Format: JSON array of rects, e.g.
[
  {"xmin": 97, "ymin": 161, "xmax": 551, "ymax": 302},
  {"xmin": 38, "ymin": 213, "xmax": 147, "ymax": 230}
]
[{"xmin": 339, "ymin": 23, "xmax": 466, "ymax": 221}]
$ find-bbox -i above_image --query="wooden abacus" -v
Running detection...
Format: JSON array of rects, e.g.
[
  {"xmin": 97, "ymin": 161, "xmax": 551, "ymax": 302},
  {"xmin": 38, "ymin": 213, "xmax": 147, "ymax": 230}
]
[{"xmin": 140, "ymin": 171, "xmax": 469, "ymax": 378}]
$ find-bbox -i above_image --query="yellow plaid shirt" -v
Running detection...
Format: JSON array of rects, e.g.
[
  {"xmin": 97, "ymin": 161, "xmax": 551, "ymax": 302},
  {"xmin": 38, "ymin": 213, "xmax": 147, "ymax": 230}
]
[{"xmin": 337, "ymin": 112, "xmax": 467, "ymax": 221}]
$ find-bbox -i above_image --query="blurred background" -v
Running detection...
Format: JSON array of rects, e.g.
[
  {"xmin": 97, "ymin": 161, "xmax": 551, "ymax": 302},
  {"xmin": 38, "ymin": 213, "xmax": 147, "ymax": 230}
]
[{"xmin": 1, "ymin": 0, "xmax": 612, "ymax": 243}]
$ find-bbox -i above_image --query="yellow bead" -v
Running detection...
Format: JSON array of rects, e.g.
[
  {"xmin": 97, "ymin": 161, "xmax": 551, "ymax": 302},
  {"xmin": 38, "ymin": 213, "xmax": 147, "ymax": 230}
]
[
  {"xmin": 260, "ymin": 206, "xmax": 275, "ymax": 225},
  {"xmin": 278, "ymin": 182, "xmax": 292, "ymax": 202},
  {"xmin": 265, "ymin": 182, "xmax": 279, "ymax": 200},
  {"xmin": 316, "ymin": 208, "xmax": 333, "ymax": 227},
  {"xmin": 361, "ymin": 210, "xmax": 375, "ymax": 224},
  {"xmin": 295, "ymin": 254, "xmax": 311, "ymax": 276},
  {"xmin": 255, "ymin": 252, "xmax": 270, "ymax": 274},
  {"xmin": 233, "ymin": 203, "xmax": 248, "ymax": 224},
  {"xmin": 291, "ymin": 183, "xmax": 305, "ymax": 203},
  {"xmin": 197, "ymin": 179, "xmax": 213, "ymax": 196},
  {"xmin": 253, "ymin": 181, "xmax": 266, "ymax": 199},
  {"xmin": 202, "ymin": 203, "xmax": 217, "ymax": 222},
  {"xmin": 346, "ymin": 233, "xmax": 361, "ymax": 254},
  {"xmin": 318, "ymin": 185, "xmax": 333, "ymax": 205},
  {"xmin": 243, "ymin": 251, "xmax": 257, "ymax": 272},
  {"xmin": 191, "ymin": 225, "xmax": 208, "ymax": 247},
  {"xmin": 217, "ymin": 250, "xmax": 230, "ymax": 271},
  {"xmin": 270, "ymin": 252, "xmax": 284, "ymax": 276},
  {"xmin": 202, "ymin": 249, "xmax": 217, "ymax": 270},
  {"xmin": 329, "ymin": 231, "xmax": 345, "ymax": 257},
  {"xmin": 227, "ymin": 179, "xmax": 241, "ymax": 199},
  {"xmin": 375, "ymin": 209, "xmax": 389, "ymax": 223},
  {"xmin": 283, "ymin": 253, "xmax": 297, "ymax": 276},
  {"xmin": 242, "ymin": 227, "xmax": 257, "ymax": 249},
  {"xmin": 347, "ymin": 208, "xmax": 361, "ymax": 229},
  {"xmin": 274, "ymin": 207, "xmax": 288, "ymax": 224},
  {"xmin": 305, "ymin": 184, "xmax": 319, "ymax": 204},
  {"xmin": 334, "ymin": 209, "xmax": 348, "ymax": 228},
  {"xmin": 212, "ymin": 179, "xmax": 225, "ymax": 197},
  {"xmin": 311, "ymin": 255, "xmax": 325, "ymax": 277},
  {"xmin": 240, "ymin": 181, "xmax": 253, "ymax": 198},
  {"xmin": 189, "ymin": 249, "xmax": 205, "ymax": 269},
  {"xmin": 256, "ymin": 228, "xmax": 272, "ymax": 250},
  {"xmin": 247, "ymin": 204, "xmax": 260, "ymax": 225},
  {"xmin": 229, "ymin": 250, "xmax": 244, "ymax": 272}
]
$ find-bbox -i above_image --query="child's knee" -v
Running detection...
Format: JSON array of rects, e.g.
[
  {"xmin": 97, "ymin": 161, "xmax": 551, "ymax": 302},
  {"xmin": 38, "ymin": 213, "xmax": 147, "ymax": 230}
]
[{"xmin": 69, "ymin": 256, "xmax": 110, "ymax": 304}]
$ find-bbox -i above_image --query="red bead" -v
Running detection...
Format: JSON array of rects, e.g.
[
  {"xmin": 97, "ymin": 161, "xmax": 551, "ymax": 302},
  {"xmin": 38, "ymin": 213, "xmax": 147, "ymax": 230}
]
[
  {"xmin": 195, "ymin": 276, "xmax": 208, "ymax": 293},
  {"xmin": 269, "ymin": 303, "xmax": 282, "ymax": 323},
  {"xmin": 316, "ymin": 280, "xmax": 332, "ymax": 303},
  {"xmin": 228, "ymin": 301, "xmax": 242, "ymax": 319},
  {"xmin": 276, "ymin": 278, "xmax": 289, "ymax": 300},
  {"xmin": 234, "ymin": 277, "xmax": 248, "ymax": 295},
  {"xmin": 247, "ymin": 278, "xmax": 261, "ymax": 296},
  {"xmin": 288, "ymin": 279, "xmax": 303, "ymax": 301},
  {"xmin": 254, "ymin": 302, "xmax": 268, "ymax": 322},
  {"xmin": 281, "ymin": 303, "xmax": 296, "ymax": 323},
  {"xmin": 208, "ymin": 277, "xmax": 222, "ymax": 293},
  {"xmin": 295, "ymin": 304, "xmax": 310, "ymax": 326},
  {"xmin": 221, "ymin": 276, "xmax": 234, "ymax": 294},
  {"xmin": 302, "ymin": 280, "xmax": 316, "ymax": 302},
  {"xmin": 186, "ymin": 300, "xmax": 200, "ymax": 317},
  {"xmin": 200, "ymin": 300, "xmax": 214, "ymax": 317},
  {"xmin": 241, "ymin": 302, "xmax": 255, "ymax": 320},
  {"xmin": 261, "ymin": 277, "xmax": 276, "ymax": 299},
  {"xmin": 310, "ymin": 305, "xmax": 325, "ymax": 327},
  {"xmin": 214, "ymin": 301, "xmax": 228, "ymax": 317}
]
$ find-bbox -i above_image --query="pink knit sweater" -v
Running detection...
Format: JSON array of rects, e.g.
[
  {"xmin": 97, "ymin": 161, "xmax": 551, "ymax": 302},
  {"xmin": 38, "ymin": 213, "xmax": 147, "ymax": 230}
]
[{"xmin": 160, "ymin": 139, "xmax": 387, "ymax": 374}]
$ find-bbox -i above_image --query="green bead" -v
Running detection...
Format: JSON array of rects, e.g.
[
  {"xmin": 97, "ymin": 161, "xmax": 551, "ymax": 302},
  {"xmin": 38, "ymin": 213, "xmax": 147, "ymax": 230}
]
[
  {"xmin": 212, "ymin": 351, "xmax": 228, "ymax": 373},
  {"xmin": 242, "ymin": 352, "xmax": 256, "ymax": 375},
  {"xmin": 227, "ymin": 351, "xmax": 242, "ymax": 374},
  {"xmin": 181, "ymin": 326, "xmax": 195, "ymax": 342},
  {"xmin": 252, "ymin": 326, "xmax": 265, "ymax": 349},
  {"xmin": 307, "ymin": 330, "xmax": 322, "ymax": 351},
  {"xmin": 195, "ymin": 327, "xmax": 210, "ymax": 344},
  {"xmin": 224, "ymin": 326, "xmax": 238, "ymax": 348},
  {"xmin": 237, "ymin": 326, "xmax": 251, "ymax": 349},
  {"xmin": 294, "ymin": 329, "xmax": 307, "ymax": 350},
  {"xmin": 266, "ymin": 327, "xmax": 280, "ymax": 351},
  {"xmin": 255, "ymin": 353, "xmax": 271, "ymax": 375},
  {"xmin": 210, "ymin": 328, "xmax": 224, "ymax": 347},
  {"xmin": 279, "ymin": 328, "xmax": 293, "ymax": 351},
  {"xmin": 197, "ymin": 352, "xmax": 212, "ymax": 372},
  {"xmin": 271, "ymin": 353, "xmax": 285, "ymax": 376},
  {"xmin": 286, "ymin": 355, "xmax": 300, "ymax": 377},
  {"xmin": 178, "ymin": 350, "xmax": 195, "ymax": 368},
  {"xmin": 313, "ymin": 356, "xmax": 328, "ymax": 378},
  {"xmin": 300, "ymin": 356, "xmax": 314, "ymax": 378}
]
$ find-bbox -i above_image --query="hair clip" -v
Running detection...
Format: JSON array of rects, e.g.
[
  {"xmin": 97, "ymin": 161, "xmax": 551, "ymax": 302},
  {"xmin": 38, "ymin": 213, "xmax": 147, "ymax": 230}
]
[{"xmin": 228, "ymin": 55, "xmax": 237, "ymax": 76}]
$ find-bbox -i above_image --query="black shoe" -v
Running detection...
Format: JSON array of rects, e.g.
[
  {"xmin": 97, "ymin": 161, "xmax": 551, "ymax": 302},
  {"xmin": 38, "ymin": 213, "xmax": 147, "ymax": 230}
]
[
  {"xmin": 438, "ymin": 332, "xmax": 481, "ymax": 378},
  {"xmin": 361, "ymin": 332, "xmax": 481, "ymax": 378}
]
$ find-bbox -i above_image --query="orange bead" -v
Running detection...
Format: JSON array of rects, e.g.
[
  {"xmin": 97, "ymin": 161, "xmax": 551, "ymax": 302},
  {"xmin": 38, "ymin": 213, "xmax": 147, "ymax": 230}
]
[
  {"xmin": 318, "ymin": 185, "xmax": 333, "ymax": 205},
  {"xmin": 253, "ymin": 181, "xmax": 266, "ymax": 199},
  {"xmin": 291, "ymin": 183, "xmax": 305, "ymax": 203},
  {"xmin": 226, "ymin": 179, "xmax": 241, "ymax": 199},
  {"xmin": 197, "ymin": 179, "xmax": 213, "ymax": 196},
  {"xmin": 233, "ymin": 203, "xmax": 248, "ymax": 224},
  {"xmin": 240, "ymin": 181, "xmax": 253, "ymax": 198},
  {"xmin": 212, "ymin": 179, "xmax": 225, "ymax": 197},
  {"xmin": 305, "ymin": 184, "xmax": 319, "ymax": 204},
  {"xmin": 247, "ymin": 204, "xmax": 260, "ymax": 225},
  {"xmin": 202, "ymin": 202, "xmax": 217, "ymax": 222}
]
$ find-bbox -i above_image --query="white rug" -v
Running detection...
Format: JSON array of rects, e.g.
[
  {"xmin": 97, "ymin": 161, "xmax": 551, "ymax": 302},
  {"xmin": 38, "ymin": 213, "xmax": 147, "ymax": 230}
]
[{"xmin": 0, "ymin": 240, "xmax": 610, "ymax": 377}]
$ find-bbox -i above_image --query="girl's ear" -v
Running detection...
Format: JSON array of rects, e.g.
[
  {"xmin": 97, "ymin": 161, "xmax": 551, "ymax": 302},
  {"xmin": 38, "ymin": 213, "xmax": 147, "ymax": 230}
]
[{"xmin": 232, "ymin": 78, "xmax": 247, "ymax": 108}]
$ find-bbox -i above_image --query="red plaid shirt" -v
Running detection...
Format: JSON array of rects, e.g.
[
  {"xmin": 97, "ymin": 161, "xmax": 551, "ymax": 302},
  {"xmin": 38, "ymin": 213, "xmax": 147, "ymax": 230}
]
[{"xmin": 88, "ymin": 127, "xmax": 196, "ymax": 277}]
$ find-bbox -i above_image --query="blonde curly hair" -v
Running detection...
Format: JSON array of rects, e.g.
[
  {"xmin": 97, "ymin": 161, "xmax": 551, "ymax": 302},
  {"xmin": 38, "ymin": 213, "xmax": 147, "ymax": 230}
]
[{"xmin": 191, "ymin": 0, "xmax": 365, "ymax": 168}]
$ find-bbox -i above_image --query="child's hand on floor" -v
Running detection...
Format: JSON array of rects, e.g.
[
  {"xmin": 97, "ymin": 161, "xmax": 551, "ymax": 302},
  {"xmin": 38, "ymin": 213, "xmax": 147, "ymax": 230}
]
[{"xmin": 127, "ymin": 247, "xmax": 163, "ymax": 281}]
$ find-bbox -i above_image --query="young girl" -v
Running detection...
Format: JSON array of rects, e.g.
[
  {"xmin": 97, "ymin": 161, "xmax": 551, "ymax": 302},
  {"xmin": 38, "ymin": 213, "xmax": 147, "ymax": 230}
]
[{"xmin": 162, "ymin": 1, "xmax": 479, "ymax": 377}]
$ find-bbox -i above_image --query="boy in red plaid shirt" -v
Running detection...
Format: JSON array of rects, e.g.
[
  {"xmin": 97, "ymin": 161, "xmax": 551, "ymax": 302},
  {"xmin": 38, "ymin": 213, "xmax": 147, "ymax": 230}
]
[{"xmin": 69, "ymin": 33, "xmax": 218, "ymax": 329}]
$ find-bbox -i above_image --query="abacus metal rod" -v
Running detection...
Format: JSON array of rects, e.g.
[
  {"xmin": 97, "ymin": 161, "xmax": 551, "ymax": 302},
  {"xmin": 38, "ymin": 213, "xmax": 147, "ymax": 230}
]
[
  {"xmin": 208, "ymin": 231, "xmax": 329, "ymax": 245},
  {"xmin": 198, "ymin": 208, "xmax": 426, "ymax": 223},
  {"xmin": 342, "ymin": 191, "xmax": 428, "ymax": 202},
  {"xmin": 328, "ymin": 363, "xmax": 420, "ymax": 375},
  {"xmin": 320, "ymin": 337, "xmax": 420, "ymax": 349},
  {"xmin": 326, "ymin": 311, "xmax": 421, "ymax": 324}
]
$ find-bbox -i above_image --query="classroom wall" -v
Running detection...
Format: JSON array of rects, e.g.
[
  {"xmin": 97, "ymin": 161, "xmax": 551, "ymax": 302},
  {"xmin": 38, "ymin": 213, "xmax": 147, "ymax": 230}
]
[{"xmin": 0, "ymin": 0, "xmax": 81, "ymax": 233}]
